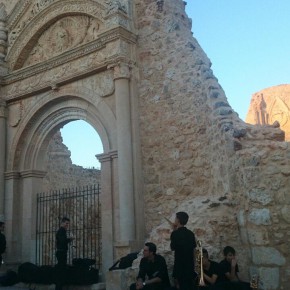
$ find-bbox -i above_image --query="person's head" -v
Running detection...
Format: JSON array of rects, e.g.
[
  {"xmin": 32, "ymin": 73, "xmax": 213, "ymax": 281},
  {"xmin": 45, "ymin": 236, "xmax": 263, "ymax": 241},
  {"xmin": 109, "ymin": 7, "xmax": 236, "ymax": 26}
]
[
  {"xmin": 60, "ymin": 217, "xmax": 70, "ymax": 230},
  {"xmin": 0, "ymin": 222, "xmax": 4, "ymax": 232},
  {"xmin": 143, "ymin": 242, "xmax": 157, "ymax": 260},
  {"xmin": 223, "ymin": 246, "xmax": 236, "ymax": 263},
  {"xmin": 175, "ymin": 212, "xmax": 189, "ymax": 226}
]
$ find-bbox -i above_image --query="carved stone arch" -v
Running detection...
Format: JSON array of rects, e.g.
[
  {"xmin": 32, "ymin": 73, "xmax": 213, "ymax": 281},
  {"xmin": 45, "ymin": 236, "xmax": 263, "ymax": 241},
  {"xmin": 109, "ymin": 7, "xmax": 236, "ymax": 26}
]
[
  {"xmin": 7, "ymin": 0, "xmax": 107, "ymax": 70},
  {"xmin": 8, "ymin": 89, "xmax": 117, "ymax": 171}
]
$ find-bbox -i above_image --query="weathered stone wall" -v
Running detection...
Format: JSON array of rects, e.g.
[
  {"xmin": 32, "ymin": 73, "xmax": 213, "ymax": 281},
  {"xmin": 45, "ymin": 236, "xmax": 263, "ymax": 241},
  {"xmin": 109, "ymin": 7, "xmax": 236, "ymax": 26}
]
[
  {"xmin": 43, "ymin": 131, "xmax": 101, "ymax": 191},
  {"xmin": 1, "ymin": 0, "xmax": 289, "ymax": 288},
  {"xmin": 246, "ymin": 84, "xmax": 290, "ymax": 140},
  {"xmin": 135, "ymin": 0, "xmax": 289, "ymax": 288}
]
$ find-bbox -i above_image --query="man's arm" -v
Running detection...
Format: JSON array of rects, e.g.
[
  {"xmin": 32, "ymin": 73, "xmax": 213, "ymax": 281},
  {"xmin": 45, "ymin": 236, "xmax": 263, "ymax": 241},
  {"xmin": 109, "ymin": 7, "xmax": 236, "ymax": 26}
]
[{"xmin": 203, "ymin": 273, "xmax": 218, "ymax": 285}]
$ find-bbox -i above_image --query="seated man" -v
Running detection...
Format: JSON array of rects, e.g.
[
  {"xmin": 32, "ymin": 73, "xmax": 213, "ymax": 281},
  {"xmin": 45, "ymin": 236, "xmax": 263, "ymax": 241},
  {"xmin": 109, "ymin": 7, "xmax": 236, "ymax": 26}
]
[
  {"xmin": 200, "ymin": 248, "xmax": 219, "ymax": 289},
  {"xmin": 216, "ymin": 246, "xmax": 251, "ymax": 290},
  {"xmin": 130, "ymin": 242, "xmax": 170, "ymax": 290}
]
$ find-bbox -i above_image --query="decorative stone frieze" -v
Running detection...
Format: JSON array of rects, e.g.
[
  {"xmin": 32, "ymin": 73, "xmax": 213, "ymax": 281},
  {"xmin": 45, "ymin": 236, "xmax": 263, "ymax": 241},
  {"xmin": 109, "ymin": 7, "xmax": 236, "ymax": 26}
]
[{"xmin": 0, "ymin": 3, "xmax": 8, "ymax": 76}]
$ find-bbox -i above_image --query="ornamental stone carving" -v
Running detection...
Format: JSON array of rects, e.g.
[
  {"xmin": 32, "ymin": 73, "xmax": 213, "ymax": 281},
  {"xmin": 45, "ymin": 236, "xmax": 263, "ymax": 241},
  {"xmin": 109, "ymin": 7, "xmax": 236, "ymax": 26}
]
[
  {"xmin": 7, "ymin": 0, "xmax": 107, "ymax": 70},
  {"xmin": 8, "ymin": 102, "xmax": 22, "ymax": 127},
  {"xmin": 24, "ymin": 16, "xmax": 101, "ymax": 67},
  {"xmin": 111, "ymin": 62, "xmax": 131, "ymax": 80},
  {"xmin": 0, "ymin": 100, "xmax": 6, "ymax": 118},
  {"xmin": 0, "ymin": 3, "xmax": 7, "ymax": 75}
]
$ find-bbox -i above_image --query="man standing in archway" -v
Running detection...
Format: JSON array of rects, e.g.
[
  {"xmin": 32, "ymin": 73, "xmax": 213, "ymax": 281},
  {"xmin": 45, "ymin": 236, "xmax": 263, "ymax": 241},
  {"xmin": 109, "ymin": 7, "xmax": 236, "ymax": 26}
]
[{"xmin": 55, "ymin": 217, "xmax": 73, "ymax": 290}]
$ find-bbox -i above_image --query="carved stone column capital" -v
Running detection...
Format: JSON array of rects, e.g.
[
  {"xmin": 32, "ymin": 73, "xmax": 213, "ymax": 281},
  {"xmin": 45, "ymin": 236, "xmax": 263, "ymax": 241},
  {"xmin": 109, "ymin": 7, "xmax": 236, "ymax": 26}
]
[{"xmin": 109, "ymin": 62, "xmax": 131, "ymax": 80}]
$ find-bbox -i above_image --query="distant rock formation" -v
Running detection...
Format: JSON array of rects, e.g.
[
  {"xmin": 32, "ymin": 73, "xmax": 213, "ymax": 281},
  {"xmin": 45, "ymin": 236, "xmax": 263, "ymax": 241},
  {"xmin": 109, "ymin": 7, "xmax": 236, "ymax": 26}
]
[
  {"xmin": 245, "ymin": 84, "xmax": 290, "ymax": 140},
  {"xmin": 43, "ymin": 131, "xmax": 100, "ymax": 192}
]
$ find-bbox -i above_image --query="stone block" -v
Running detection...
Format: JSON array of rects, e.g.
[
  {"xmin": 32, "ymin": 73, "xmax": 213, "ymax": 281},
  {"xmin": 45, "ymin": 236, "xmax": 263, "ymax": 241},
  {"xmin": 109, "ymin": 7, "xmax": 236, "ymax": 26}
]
[
  {"xmin": 247, "ymin": 228, "xmax": 269, "ymax": 246},
  {"xmin": 259, "ymin": 267, "xmax": 280, "ymax": 290},
  {"xmin": 248, "ymin": 209, "xmax": 271, "ymax": 225},
  {"xmin": 251, "ymin": 247, "xmax": 286, "ymax": 266},
  {"xmin": 247, "ymin": 189, "xmax": 273, "ymax": 205},
  {"xmin": 106, "ymin": 269, "xmax": 137, "ymax": 290}
]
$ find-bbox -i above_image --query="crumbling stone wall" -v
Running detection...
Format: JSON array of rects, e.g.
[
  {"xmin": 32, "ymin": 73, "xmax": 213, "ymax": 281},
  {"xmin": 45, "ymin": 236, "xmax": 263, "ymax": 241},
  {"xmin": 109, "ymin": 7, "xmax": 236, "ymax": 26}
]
[
  {"xmin": 43, "ymin": 131, "xmax": 100, "ymax": 191},
  {"xmin": 135, "ymin": 1, "xmax": 289, "ymax": 288}
]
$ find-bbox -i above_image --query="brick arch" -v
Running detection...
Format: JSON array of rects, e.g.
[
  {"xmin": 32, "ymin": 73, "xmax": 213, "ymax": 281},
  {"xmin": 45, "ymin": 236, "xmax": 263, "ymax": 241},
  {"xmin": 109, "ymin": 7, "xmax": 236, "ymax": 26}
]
[
  {"xmin": 7, "ymin": 0, "xmax": 106, "ymax": 70},
  {"xmin": 8, "ymin": 89, "xmax": 116, "ymax": 171}
]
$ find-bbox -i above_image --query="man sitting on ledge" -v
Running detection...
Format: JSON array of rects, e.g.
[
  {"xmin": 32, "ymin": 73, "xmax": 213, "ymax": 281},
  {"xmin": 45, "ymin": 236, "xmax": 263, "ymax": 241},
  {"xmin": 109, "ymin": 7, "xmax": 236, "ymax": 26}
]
[{"xmin": 130, "ymin": 242, "xmax": 170, "ymax": 290}]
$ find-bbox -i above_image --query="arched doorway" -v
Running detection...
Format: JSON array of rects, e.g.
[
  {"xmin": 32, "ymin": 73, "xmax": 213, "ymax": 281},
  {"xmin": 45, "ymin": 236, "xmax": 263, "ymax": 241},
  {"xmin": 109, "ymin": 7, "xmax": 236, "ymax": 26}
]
[{"xmin": 4, "ymin": 89, "xmax": 120, "ymax": 275}]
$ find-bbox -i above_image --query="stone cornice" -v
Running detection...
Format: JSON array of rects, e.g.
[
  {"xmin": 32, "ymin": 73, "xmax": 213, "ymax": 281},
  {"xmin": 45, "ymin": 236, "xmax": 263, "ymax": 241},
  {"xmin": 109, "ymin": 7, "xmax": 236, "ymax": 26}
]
[
  {"xmin": 2, "ymin": 26, "xmax": 136, "ymax": 86},
  {"xmin": 96, "ymin": 150, "xmax": 118, "ymax": 163}
]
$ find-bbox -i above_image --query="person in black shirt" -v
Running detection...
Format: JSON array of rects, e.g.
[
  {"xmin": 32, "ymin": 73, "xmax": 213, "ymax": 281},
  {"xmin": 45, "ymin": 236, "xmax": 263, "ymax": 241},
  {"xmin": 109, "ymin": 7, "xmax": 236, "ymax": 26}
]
[
  {"xmin": 130, "ymin": 242, "xmax": 170, "ymax": 290},
  {"xmin": 201, "ymin": 248, "xmax": 219, "ymax": 289},
  {"xmin": 55, "ymin": 217, "xmax": 73, "ymax": 267},
  {"xmin": 0, "ymin": 222, "xmax": 6, "ymax": 267},
  {"xmin": 216, "ymin": 246, "xmax": 251, "ymax": 290},
  {"xmin": 170, "ymin": 212, "xmax": 197, "ymax": 290}
]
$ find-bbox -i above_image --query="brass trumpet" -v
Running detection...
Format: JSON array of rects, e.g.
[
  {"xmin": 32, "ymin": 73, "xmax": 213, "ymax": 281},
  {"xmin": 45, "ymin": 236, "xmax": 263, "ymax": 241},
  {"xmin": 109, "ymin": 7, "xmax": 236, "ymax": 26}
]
[
  {"xmin": 195, "ymin": 240, "xmax": 206, "ymax": 287},
  {"xmin": 250, "ymin": 274, "xmax": 259, "ymax": 289}
]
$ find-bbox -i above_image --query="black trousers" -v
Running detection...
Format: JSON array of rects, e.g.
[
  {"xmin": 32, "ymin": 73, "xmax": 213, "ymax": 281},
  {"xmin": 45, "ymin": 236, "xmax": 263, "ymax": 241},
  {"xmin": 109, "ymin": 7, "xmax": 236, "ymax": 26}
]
[
  {"xmin": 215, "ymin": 281, "xmax": 251, "ymax": 290},
  {"xmin": 55, "ymin": 250, "xmax": 68, "ymax": 290}
]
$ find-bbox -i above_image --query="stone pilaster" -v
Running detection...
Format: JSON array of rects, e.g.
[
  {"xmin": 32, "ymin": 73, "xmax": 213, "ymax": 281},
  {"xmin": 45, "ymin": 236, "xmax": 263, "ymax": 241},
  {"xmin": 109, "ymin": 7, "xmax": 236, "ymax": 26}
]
[
  {"xmin": 112, "ymin": 62, "xmax": 136, "ymax": 243},
  {"xmin": 96, "ymin": 151, "xmax": 117, "ymax": 278},
  {"xmin": 0, "ymin": 100, "xmax": 6, "ymax": 221},
  {"xmin": 4, "ymin": 171, "xmax": 20, "ymax": 265},
  {"xmin": 19, "ymin": 170, "xmax": 46, "ymax": 263}
]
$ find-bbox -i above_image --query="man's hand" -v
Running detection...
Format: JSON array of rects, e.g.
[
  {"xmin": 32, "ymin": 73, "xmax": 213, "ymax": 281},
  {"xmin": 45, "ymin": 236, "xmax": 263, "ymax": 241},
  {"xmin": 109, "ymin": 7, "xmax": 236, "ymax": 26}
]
[
  {"xmin": 136, "ymin": 280, "xmax": 144, "ymax": 289},
  {"xmin": 231, "ymin": 257, "xmax": 237, "ymax": 268}
]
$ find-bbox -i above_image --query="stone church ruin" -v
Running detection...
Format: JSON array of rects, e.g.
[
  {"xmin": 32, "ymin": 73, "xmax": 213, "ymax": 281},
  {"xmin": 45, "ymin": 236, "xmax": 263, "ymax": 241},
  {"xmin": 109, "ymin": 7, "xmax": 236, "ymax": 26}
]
[{"xmin": 0, "ymin": 1, "xmax": 289, "ymax": 289}]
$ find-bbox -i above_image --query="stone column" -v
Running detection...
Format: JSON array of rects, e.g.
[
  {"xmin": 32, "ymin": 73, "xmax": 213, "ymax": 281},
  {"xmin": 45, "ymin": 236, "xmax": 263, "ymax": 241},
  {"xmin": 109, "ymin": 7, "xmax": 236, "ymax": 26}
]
[
  {"xmin": 20, "ymin": 170, "xmax": 46, "ymax": 263},
  {"xmin": 4, "ymin": 171, "xmax": 20, "ymax": 265},
  {"xmin": 0, "ymin": 100, "xmax": 6, "ymax": 221},
  {"xmin": 112, "ymin": 63, "xmax": 135, "ymax": 242},
  {"xmin": 96, "ymin": 151, "xmax": 115, "ymax": 279}
]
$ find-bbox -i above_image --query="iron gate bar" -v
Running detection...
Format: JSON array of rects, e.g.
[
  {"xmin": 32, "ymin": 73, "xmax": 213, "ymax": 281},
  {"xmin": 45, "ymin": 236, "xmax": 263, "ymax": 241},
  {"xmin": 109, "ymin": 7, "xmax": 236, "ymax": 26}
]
[{"xmin": 36, "ymin": 185, "xmax": 101, "ymax": 269}]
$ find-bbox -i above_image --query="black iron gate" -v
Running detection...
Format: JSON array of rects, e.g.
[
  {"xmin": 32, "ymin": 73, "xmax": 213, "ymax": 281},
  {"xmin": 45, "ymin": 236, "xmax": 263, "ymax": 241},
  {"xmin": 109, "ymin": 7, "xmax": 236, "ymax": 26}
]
[{"xmin": 36, "ymin": 185, "xmax": 101, "ymax": 268}]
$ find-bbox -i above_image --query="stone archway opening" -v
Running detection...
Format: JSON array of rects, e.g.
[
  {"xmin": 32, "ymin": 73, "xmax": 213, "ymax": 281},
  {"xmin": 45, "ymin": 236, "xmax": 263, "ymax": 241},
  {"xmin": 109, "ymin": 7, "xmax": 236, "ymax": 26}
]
[{"xmin": 44, "ymin": 119, "xmax": 104, "ymax": 192}]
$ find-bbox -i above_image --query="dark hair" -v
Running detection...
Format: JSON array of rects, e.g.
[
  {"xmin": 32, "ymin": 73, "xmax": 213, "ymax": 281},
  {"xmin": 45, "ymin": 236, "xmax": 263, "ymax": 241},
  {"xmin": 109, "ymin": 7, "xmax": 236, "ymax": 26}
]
[
  {"xmin": 145, "ymin": 242, "xmax": 157, "ymax": 255},
  {"xmin": 223, "ymin": 246, "xmax": 235, "ymax": 256},
  {"xmin": 202, "ymin": 248, "xmax": 209, "ymax": 259},
  {"xmin": 176, "ymin": 212, "xmax": 189, "ymax": 225},
  {"xmin": 61, "ymin": 217, "xmax": 70, "ymax": 223},
  {"xmin": 0, "ymin": 222, "xmax": 4, "ymax": 227}
]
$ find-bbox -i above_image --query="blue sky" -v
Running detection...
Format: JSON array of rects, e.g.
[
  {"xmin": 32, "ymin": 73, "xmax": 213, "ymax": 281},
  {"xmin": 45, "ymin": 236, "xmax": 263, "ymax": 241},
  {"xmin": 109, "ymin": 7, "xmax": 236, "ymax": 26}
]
[{"xmin": 61, "ymin": 1, "xmax": 290, "ymax": 168}]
